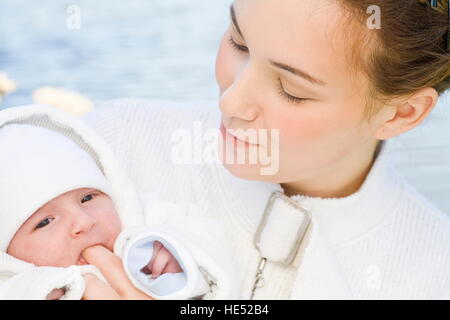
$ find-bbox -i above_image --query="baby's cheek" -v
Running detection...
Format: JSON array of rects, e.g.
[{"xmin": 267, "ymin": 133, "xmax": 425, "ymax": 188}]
[
  {"xmin": 28, "ymin": 240, "xmax": 71, "ymax": 267},
  {"xmin": 102, "ymin": 213, "xmax": 122, "ymax": 251}
]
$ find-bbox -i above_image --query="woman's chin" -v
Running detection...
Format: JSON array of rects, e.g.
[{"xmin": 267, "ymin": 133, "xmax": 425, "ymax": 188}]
[{"xmin": 222, "ymin": 162, "xmax": 278, "ymax": 182}]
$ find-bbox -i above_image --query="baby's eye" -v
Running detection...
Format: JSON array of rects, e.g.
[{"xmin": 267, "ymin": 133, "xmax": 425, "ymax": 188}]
[
  {"xmin": 35, "ymin": 217, "xmax": 54, "ymax": 230},
  {"xmin": 81, "ymin": 194, "xmax": 96, "ymax": 204}
]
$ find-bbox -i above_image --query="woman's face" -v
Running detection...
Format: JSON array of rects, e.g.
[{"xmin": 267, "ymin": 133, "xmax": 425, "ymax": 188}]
[{"xmin": 215, "ymin": 0, "xmax": 385, "ymax": 184}]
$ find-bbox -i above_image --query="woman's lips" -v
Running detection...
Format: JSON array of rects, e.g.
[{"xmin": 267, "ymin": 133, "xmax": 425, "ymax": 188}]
[{"xmin": 220, "ymin": 123, "xmax": 260, "ymax": 147}]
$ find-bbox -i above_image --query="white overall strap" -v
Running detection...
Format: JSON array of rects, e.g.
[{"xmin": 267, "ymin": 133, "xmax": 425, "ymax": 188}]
[
  {"xmin": 254, "ymin": 191, "xmax": 312, "ymax": 266},
  {"xmin": 253, "ymin": 191, "xmax": 352, "ymax": 299}
]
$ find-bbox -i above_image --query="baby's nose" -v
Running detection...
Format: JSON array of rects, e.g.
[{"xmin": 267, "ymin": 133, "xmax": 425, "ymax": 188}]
[{"xmin": 70, "ymin": 211, "xmax": 96, "ymax": 237}]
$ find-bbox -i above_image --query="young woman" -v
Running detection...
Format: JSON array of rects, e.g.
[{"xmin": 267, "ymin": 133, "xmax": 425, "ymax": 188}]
[{"xmin": 83, "ymin": 0, "xmax": 450, "ymax": 299}]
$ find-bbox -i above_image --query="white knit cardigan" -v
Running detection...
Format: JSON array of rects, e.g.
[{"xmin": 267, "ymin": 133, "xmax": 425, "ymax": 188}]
[{"xmin": 83, "ymin": 99, "xmax": 450, "ymax": 300}]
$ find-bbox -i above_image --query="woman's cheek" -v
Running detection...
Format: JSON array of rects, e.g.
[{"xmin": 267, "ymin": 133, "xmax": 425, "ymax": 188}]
[
  {"xmin": 280, "ymin": 107, "xmax": 345, "ymax": 146},
  {"xmin": 275, "ymin": 113, "xmax": 320, "ymax": 147}
]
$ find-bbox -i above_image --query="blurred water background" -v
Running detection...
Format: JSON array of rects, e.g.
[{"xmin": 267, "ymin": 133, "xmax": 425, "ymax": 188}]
[
  {"xmin": 0, "ymin": 0, "xmax": 231, "ymax": 105},
  {"xmin": 0, "ymin": 0, "xmax": 449, "ymax": 214}
]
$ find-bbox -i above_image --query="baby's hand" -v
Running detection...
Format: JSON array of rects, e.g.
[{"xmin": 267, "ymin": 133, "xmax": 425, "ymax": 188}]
[{"xmin": 141, "ymin": 241, "xmax": 182, "ymax": 279}]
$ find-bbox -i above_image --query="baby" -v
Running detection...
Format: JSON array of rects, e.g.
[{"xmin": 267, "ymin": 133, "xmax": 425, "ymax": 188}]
[
  {"xmin": 7, "ymin": 185, "xmax": 181, "ymax": 273},
  {"xmin": 7, "ymin": 188, "xmax": 181, "ymax": 299},
  {"xmin": 0, "ymin": 105, "xmax": 234, "ymax": 300}
]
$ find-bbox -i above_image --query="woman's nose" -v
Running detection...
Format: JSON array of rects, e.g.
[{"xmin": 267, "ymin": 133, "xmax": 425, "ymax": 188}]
[
  {"xmin": 220, "ymin": 63, "xmax": 260, "ymax": 122},
  {"xmin": 69, "ymin": 209, "xmax": 96, "ymax": 237}
]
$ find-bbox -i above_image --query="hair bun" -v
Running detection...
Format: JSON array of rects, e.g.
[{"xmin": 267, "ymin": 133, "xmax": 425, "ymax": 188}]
[{"xmin": 419, "ymin": 0, "xmax": 450, "ymax": 52}]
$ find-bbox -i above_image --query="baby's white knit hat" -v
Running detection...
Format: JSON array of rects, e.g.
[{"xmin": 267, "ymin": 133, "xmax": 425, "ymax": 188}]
[{"xmin": 0, "ymin": 124, "xmax": 112, "ymax": 251}]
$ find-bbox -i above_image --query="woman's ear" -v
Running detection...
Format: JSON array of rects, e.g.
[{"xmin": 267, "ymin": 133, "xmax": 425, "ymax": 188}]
[{"xmin": 374, "ymin": 87, "xmax": 438, "ymax": 140}]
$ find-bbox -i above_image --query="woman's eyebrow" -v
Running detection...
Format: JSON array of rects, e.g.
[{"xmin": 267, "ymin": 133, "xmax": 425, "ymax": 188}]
[
  {"xmin": 230, "ymin": 5, "xmax": 244, "ymax": 39},
  {"xmin": 270, "ymin": 60, "xmax": 327, "ymax": 87},
  {"xmin": 230, "ymin": 4, "xmax": 325, "ymax": 87}
]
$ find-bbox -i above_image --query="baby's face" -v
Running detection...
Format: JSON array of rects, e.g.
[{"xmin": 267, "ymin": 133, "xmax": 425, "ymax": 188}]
[{"xmin": 7, "ymin": 188, "xmax": 122, "ymax": 267}]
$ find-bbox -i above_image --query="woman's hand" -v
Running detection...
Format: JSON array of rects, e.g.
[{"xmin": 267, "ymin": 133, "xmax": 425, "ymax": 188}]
[{"xmin": 81, "ymin": 245, "xmax": 154, "ymax": 300}]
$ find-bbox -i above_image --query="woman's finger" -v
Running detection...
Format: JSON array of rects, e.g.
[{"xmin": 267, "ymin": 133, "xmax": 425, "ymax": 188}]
[
  {"xmin": 82, "ymin": 273, "xmax": 120, "ymax": 300},
  {"xmin": 82, "ymin": 245, "xmax": 137, "ymax": 296}
]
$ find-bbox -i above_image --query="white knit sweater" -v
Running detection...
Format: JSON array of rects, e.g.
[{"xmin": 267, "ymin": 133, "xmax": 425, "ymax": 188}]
[{"xmin": 84, "ymin": 99, "xmax": 450, "ymax": 300}]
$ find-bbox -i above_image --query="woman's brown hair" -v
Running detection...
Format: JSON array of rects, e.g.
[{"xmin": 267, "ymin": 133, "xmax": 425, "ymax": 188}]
[{"xmin": 336, "ymin": 0, "xmax": 450, "ymax": 119}]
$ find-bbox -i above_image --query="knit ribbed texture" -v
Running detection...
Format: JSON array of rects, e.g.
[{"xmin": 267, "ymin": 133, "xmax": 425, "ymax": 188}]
[{"xmin": 83, "ymin": 99, "xmax": 450, "ymax": 299}]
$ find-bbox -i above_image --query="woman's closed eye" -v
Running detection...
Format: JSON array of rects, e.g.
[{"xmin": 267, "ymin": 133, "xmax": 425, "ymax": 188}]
[
  {"xmin": 228, "ymin": 35, "xmax": 248, "ymax": 53},
  {"xmin": 277, "ymin": 79, "xmax": 309, "ymax": 104},
  {"xmin": 229, "ymin": 34, "xmax": 308, "ymax": 105},
  {"xmin": 35, "ymin": 217, "xmax": 54, "ymax": 230}
]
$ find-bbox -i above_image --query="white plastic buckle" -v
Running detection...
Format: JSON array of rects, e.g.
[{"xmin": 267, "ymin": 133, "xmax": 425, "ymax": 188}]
[{"xmin": 254, "ymin": 191, "xmax": 312, "ymax": 266}]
